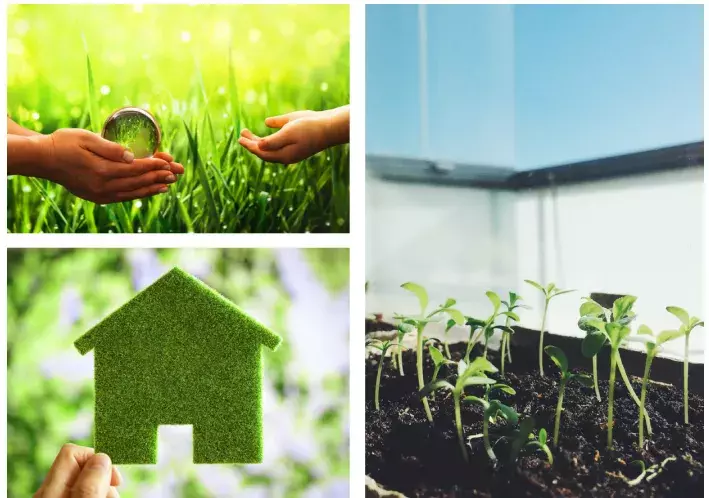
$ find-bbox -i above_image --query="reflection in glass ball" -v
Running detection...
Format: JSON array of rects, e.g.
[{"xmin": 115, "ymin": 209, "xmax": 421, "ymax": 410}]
[{"xmin": 101, "ymin": 107, "xmax": 160, "ymax": 158}]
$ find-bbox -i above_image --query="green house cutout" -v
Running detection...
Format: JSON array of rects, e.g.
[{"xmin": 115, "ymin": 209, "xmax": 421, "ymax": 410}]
[{"xmin": 74, "ymin": 267, "xmax": 282, "ymax": 465}]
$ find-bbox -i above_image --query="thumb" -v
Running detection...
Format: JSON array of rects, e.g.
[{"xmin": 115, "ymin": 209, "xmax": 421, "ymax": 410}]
[
  {"xmin": 84, "ymin": 134, "xmax": 134, "ymax": 163},
  {"xmin": 258, "ymin": 129, "xmax": 295, "ymax": 151},
  {"xmin": 264, "ymin": 114, "xmax": 293, "ymax": 129},
  {"xmin": 70, "ymin": 453, "xmax": 112, "ymax": 498}
]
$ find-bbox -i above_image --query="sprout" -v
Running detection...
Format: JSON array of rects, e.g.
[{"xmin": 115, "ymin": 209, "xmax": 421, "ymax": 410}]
[
  {"xmin": 464, "ymin": 316, "xmax": 486, "ymax": 363},
  {"xmin": 419, "ymin": 356, "xmax": 498, "ymax": 461},
  {"xmin": 500, "ymin": 292, "xmax": 528, "ymax": 375},
  {"xmin": 524, "ymin": 280, "xmax": 575, "ymax": 377},
  {"xmin": 367, "ymin": 338, "xmax": 402, "ymax": 411},
  {"xmin": 508, "ymin": 418, "xmax": 553, "ymax": 465},
  {"xmin": 633, "ymin": 325, "xmax": 684, "ymax": 446},
  {"xmin": 582, "ymin": 295, "xmax": 646, "ymax": 449},
  {"xmin": 463, "ymin": 383, "xmax": 518, "ymax": 464},
  {"xmin": 470, "ymin": 291, "xmax": 515, "ymax": 362},
  {"xmin": 620, "ymin": 457, "xmax": 677, "ymax": 487},
  {"xmin": 398, "ymin": 282, "xmax": 465, "ymax": 423},
  {"xmin": 443, "ymin": 318, "xmax": 456, "ymax": 359},
  {"xmin": 666, "ymin": 306, "xmax": 704, "ymax": 424},
  {"xmin": 395, "ymin": 322, "xmax": 414, "ymax": 376},
  {"xmin": 544, "ymin": 345, "xmax": 593, "ymax": 447},
  {"xmin": 428, "ymin": 344, "xmax": 445, "ymax": 382},
  {"xmin": 579, "ymin": 295, "xmax": 651, "ymax": 435}
]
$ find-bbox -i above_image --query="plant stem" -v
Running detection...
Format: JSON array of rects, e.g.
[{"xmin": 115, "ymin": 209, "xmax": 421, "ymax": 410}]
[
  {"xmin": 539, "ymin": 300, "xmax": 549, "ymax": 377},
  {"xmin": 444, "ymin": 339, "xmax": 451, "ymax": 360},
  {"xmin": 542, "ymin": 444, "xmax": 554, "ymax": 465},
  {"xmin": 684, "ymin": 332, "xmax": 689, "ymax": 425},
  {"xmin": 500, "ymin": 334, "xmax": 506, "ymax": 376},
  {"xmin": 592, "ymin": 355, "xmax": 601, "ymax": 402},
  {"xmin": 417, "ymin": 326, "xmax": 433, "ymax": 422},
  {"xmin": 454, "ymin": 393, "xmax": 468, "ymax": 462},
  {"xmin": 639, "ymin": 352, "xmax": 653, "ymax": 447},
  {"xmin": 607, "ymin": 350, "xmax": 617, "ymax": 449},
  {"xmin": 507, "ymin": 335, "xmax": 512, "ymax": 362},
  {"xmin": 553, "ymin": 380, "xmax": 566, "ymax": 447},
  {"xmin": 397, "ymin": 344, "xmax": 404, "ymax": 376},
  {"xmin": 483, "ymin": 415, "xmax": 496, "ymax": 462},
  {"xmin": 616, "ymin": 354, "xmax": 652, "ymax": 434},
  {"xmin": 432, "ymin": 365, "xmax": 440, "ymax": 382},
  {"xmin": 375, "ymin": 353, "xmax": 384, "ymax": 411}
]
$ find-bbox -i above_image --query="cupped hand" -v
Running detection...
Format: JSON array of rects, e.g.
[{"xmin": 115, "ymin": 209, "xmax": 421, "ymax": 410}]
[
  {"xmin": 39, "ymin": 128, "xmax": 184, "ymax": 204},
  {"xmin": 238, "ymin": 110, "xmax": 330, "ymax": 165},
  {"xmin": 34, "ymin": 444, "xmax": 121, "ymax": 498}
]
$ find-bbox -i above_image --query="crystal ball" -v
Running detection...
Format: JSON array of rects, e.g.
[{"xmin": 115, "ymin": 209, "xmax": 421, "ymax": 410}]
[{"xmin": 101, "ymin": 107, "xmax": 161, "ymax": 159}]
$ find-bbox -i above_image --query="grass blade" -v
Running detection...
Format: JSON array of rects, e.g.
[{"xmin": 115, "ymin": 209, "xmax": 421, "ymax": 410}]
[{"xmin": 183, "ymin": 121, "xmax": 219, "ymax": 229}]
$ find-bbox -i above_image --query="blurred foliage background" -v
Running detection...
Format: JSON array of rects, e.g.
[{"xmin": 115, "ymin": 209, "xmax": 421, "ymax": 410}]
[
  {"xmin": 7, "ymin": 248, "xmax": 350, "ymax": 497},
  {"xmin": 7, "ymin": 4, "xmax": 350, "ymax": 233}
]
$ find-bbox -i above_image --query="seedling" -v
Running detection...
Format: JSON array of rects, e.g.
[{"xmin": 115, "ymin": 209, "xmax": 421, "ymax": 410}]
[
  {"xmin": 500, "ymin": 292, "xmax": 527, "ymax": 375},
  {"xmin": 463, "ymin": 387, "xmax": 518, "ymax": 463},
  {"xmin": 397, "ymin": 282, "xmax": 465, "ymax": 422},
  {"xmin": 367, "ymin": 339, "xmax": 404, "ymax": 411},
  {"xmin": 480, "ymin": 291, "xmax": 515, "ymax": 360},
  {"xmin": 429, "ymin": 344, "xmax": 445, "ymax": 382},
  {"xmin": 464, "ymin": 316, "xmax": 486, "ymax": 363},
  {"xmin": 443, "ymin": 318, "xmax": 456, "ymax": 359},
  {"xmin": 666, "ymin": 306, "xmax": 704, "ymax": 424},
  {"xmin": 581, "ymin": 296, "xmax": 652, "ymax": 435},
  {"xmin": 544, "ymin": 345, "xmax": 593, "ymax": 447},
  {"xmin": 582, "ymin": 295, "xmax": 648, "ymax": 449},
  {"xmin": 620, "ymin": 457, "xmax": 677, "ymax": 487},
  {"xmin": 524, "ymin": 280, "xmax": 575, "ymax": 376},
  {"xmin": 394, "ymin": 322, "xmax": 414, "ymax": 376},
  {"xmin": 633, "ymin": 325, "xmax": 684, "ymax": 446},
  {"xmin": 578, "ymin": 298, "xmax": 607, "ymax": 401},
  {"xmin": 418, "ymin": 357, "xmax": 498, "ymax": 461}
]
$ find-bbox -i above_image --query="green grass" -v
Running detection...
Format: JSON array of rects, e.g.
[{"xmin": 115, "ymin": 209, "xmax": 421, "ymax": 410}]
[
  {"xmin": 75, "ymin": 267, "xmax": 282, "ymax": 464},
  {"xmin": 7, "ymin": 4, "xmax": 350, "ymax": 233}
]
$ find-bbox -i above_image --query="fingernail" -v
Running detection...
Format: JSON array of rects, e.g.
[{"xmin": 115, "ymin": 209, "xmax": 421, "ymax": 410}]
[
  {"xmin": 258, "ymin": 140, "xmax": 270, "ymax": 150},
  {"xmin": 91, "ymin": 453, "xmax": 111, "ymax": 470},
  {"xmin": 165, "ymin": 175, "xmax": 176, "ymax": 183},
  {"xmin": 122, "ymin": 150, "xmax": 134, "ymax": 163},
  {"xmin": 159, "ymin": 186, "xmax": 168, "ymax": 193},
  {"xmin": 163, "ymin": 163, "xmax": 172, "ymax": 170}
]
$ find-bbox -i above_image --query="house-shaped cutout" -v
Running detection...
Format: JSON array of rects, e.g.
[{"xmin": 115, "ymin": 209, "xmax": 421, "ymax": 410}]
[{"xmin": 74, "ymin": 267, "xmax": 281, "ymax": 465}]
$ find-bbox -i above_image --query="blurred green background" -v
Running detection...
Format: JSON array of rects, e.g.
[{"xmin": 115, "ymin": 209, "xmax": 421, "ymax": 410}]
[
  {"xmin": 7, "ymin": 4, "xmax": 350, "ymax": 233},
  {"xmin": 7, "ymin": 248, "xmax": 350, "ymax": 497}
]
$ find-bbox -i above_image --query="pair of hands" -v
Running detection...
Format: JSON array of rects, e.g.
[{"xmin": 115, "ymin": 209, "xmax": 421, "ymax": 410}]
[
  {"xmin": 238, "ymin": 106, "xmax": 349, "ymax": 165},
  {"xmin": 35, "ymin": 444, "xmax": 121, "ymax": 498},
  {"xmin": 34, "ymin": 129, "xmax": 184, "ymax": 204}
]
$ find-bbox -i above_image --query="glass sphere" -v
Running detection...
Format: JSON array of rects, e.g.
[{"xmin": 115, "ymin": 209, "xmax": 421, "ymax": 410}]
[{"xmin": 101, "ymin": 107, "xmax": 161, "ymax": 158}]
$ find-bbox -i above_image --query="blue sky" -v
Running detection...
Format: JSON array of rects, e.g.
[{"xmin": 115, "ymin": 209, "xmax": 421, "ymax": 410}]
[{"xmin": 366, "ymin": 4, "xmax": 703, "ymax": 169}]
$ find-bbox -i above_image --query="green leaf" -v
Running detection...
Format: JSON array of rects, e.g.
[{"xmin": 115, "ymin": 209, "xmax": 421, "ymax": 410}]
[
  {"xmin": 492, "ymin": 383, "xmax": 516, "ymax": 395},
  {"xmin": 486, "ymin": 291, "xmax": 501, "ymax": 312},
  {"xmin": 571, "ymin": 374, "xmax": 594, "ymax": 388},
  {"xmin": 446, "ymin": 318, "xmax": 457, "ymax": 332},
  {"xmin": 502, "ymin": 311, "xmax": 520, "ymax": 322},
  {"xmin": 442, "ymin": 298, "xmax": 456, "ymax": 308},
  {"xmin": 466, "ymin": 316, "xmax": 486, "ymax": 329},
  {"xmin": 510, "ymin": 418, "xmax": 535, "ymax": 463},
  {"xmin": 612, "ymin": 295, "xmax": 637, "ymax": 321},
  {"xmin": 468, "ymin": 356, "xmax": 498, "ymax": 374},
  {"xmin": 429, "ymin": 345, "xmax": 444, "ymax": 366},
  {"xmin": 418, "ymin": 380, "xmax": 454, "ymax": 398},
  {"xmin": 538, "ymin": 428, "xmax": 547, "ymax": 445},
  {"xmin": 493, "ymin": 325, "xmax": 515, "ymax": 335},
  {"xmin": 525, "ymin": 279, "xmax": 545, "ymax": 293},
  {"xmin": 582, "ymin": 331, "xmax": 607, "ymax": 357},
  {"xmin": 580, "ymin": 301, "xmax": 604, "ymax": 317},
  {"xmin": 401, "ymin": 282, "xmax": 428, "ymax": 315},
  {"xmin": 666, "ymin": 306, "xmax": 690, "ymax": 326},
  {"xmin": 463, "ymin": 395, "xmax": 488, "ymax": 410},
  {"xmin": 637, "ymin": 324, "xmax": 653, "ymax": 336},
  {"xmin": 657, "ymin": 329, "xmax": 685, "ymax": 345},
  {"xmin": 488, "ymin": 400, "xmax": 519, "ymax": 424},
  {"xmin": 551, "ymin": 289, "xmax": 575, "ymax": 298},
  {"xmin": 546, "ymin": 282, "xmax": 557, "ymax": 294},
  {"xmin": 463, "ymin": 376, "xmax": 496, "ymax": 387},
  {"xmin": 457, "ymin": 359, "xmax": 468, "ymax": 377},
  {"xmin": 445, "ymin": 308, "xmax": 466, "ymax": 326},
  {"xmin": 509, "ymin": 292, "xmax": 520, "ymax": 304},
  {"xmin": 544, "ymin": 345, "xmax": 568, "ymax": 373}
]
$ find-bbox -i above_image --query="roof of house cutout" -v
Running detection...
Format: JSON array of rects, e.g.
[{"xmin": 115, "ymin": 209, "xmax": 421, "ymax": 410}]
[{"xmin": 74, "ymin": 266, "xmax": 282, "ymax": 465}]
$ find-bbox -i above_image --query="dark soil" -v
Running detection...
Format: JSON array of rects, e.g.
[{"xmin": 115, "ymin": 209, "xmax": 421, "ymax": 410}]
[
  {"xmin": 366, "ymin": 317, "xmax": 396, "ymax": 334},
  {"xmin": 366, "ymin": 341, "xmax": 704, "ymax": 497}
]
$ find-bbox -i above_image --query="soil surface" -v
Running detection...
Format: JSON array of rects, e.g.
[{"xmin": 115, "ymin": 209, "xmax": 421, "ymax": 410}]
[
  {"xmin": 366, "ymin": 341, "xmax": 704, "ymax": 497},
  {"xmin": 366, "ymin": 318, "xmax": 397, "ymax": 334}
]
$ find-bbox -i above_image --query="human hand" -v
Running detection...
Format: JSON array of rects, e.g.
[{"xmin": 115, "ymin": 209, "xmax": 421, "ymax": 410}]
[
  {"xmin": 238, "ymin": 106, "xmax": 349, "ymax": 164},
  {"xmin": 34, "ymin": 128, "xmax": 184, "ymax": 204},
  {"xmin": 34, "ymin": 444, "xmax": 121, "ymax": 498}
]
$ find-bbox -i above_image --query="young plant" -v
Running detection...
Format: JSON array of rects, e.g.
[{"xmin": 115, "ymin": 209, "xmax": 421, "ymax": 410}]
[
  {"xmin": 524, "ymin": 280, "xmax": 575, "ymax": 377},
  {"xmin": 429, "ymin": 344, "xmax": 445, "ymax": 382},
  {"xmin": 500, "ymin": 292, "xmax": 527, "ymax": 375},
  {"xmin": 582, "ymin": 295, "xmax": 649, "ymax": 449},
  {"xmin": 581, "ymin": 296, "xmax": 652, "ymax": 435},
  {"xmin": 544, "ymin": 345, "xmax": 593, "ymax": 447},
  {"xmin": 394, "ymin": 322, "xmax": 414, "ymax": 376},
  {"xmin": 397, "ymin": 282, "xmax": 465, "ymax": 422},
  {"xmin": 477, "ymin": 291, "xmax": 515, "ymax": 361},
  {"xmin": 464, "ymin": 316, "xmax": 486, "ymax": 363},
  {"xmin": 463, "ymin": 384, "xmax": 518, "ymax": 463},
  {"xmin": 366, "ymin": 338, "xmax": 401, "ymax": 411},
  {"xmin": 443, "ymin": 318, "xmax": 456, "ymax": 359},
  {"xmin": 666, "ymin": 306, "xmax": 704, "ymax": 424},
  {"xmin": 634, "ymin": 325, "xmax": 684, "ymax": 446},
  {"xmin": 418, "ymin": 357, "xmax": 498, "ymax": 461}
]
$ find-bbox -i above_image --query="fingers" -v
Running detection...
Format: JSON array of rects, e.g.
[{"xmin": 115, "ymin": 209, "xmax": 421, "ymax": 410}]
[
  {"xmin": 39, "ymin": 444, "xmax": 95, "ymax": 498},
  {"xmin": 82, "ymin": 134, "xmax": 134, "ymax": 164},
  {"xmin": 264, "ymin": 110, "xmax": 313, "ymax": 128},
  {"xmin": 258, "ymin": 129, "xmax": 295, "ymax": 152},
  {"xmin": 152, "ymin": 152, "xmax": 185, "ymax": 174},
  {"xmin": 107, "ymin": 487, "xmax": 120, "ymax": 498},
  {"xmin": 238, "ymin": 135, "xmax": 279, "ymax": 162},
  {"xmin": 105, "ymin": 169, "xmax": 177, "ymax": 193},
  {"xmin": 70, "ymin": 453, "xmax": 112, "ymax": 498},
  {"xmin": 240, "ymin": 129, "xmax": 262, "ymax": 141},
  {"xmin": 103, "ymin": 157, "xmax": 172, "ymax": 179},
  {"xmin": 153, "ymin": 151, "xmax": 173, "ymax": 163},
  {"xmin": 114, "ymin": 183, "xmax": 169, "ymax": 202}
]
